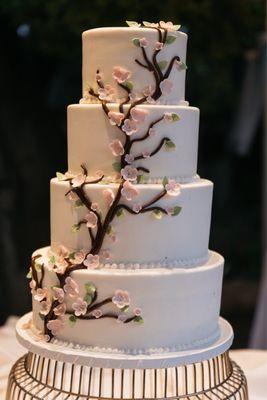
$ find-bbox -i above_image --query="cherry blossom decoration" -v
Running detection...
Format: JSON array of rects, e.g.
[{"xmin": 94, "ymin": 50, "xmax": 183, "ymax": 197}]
[{"xmin": 67, "ymin": 282, "xmax": 144, "ymax": 326}]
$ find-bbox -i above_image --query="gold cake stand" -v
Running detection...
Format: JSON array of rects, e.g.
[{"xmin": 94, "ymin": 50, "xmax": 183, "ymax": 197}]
[{"xmin": 6, "ymin": 314, "xmax": 248, "ymax": 399}]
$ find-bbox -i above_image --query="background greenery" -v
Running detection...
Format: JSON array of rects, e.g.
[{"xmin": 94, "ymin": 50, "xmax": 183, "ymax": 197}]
[{"xmin": 0, "ymin": 0, "xmax": 265, "ymax": 347}]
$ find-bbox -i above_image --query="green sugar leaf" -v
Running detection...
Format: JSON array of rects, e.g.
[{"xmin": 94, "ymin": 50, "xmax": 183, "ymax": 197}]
[
  {"xmin": 165, "ymin": 140, "xmax": 176, "ymax": 151},
  {"xmin": 39, "ymin": 313, "xmax": 45, "ymax": 321},
  {"xmin": 71, "ymin": 223, "xmax": 81, "ymax": 233},
  {"xmin": 56, "ymin": 172, "xmax": 65, "ymax": 181},
  {"xmin": 26, "ymin": 270, "xmax": 32, "ymax": 279},
  {"xmin": 69, "ymin": 315, "xmax": 77, "ymax": 327},
  {"xmin": 121, "ymin": 305, "xmax": 130, "ymax": 313},
  {"xmin": 85, "ymin": 282, "xmax": 96, "ymax": 295},
  {"xmin": 84, "ymin": 293, "xmax": 93, "ymax": 305},
  {"xmin": 49, "ymin": 255, "xmax": 56, "ymax": 265},
  {"xmin": 165, "ymin": 35, "xmax": 177, "ymax": 44},
  {"xmin": 172, "ymin": 206, "xmax": 182, "ymax": 216},
  {"xmin": 74, "ymin": 199, "xmax": 83, "ymax": 208},
  {"xmin": 116, "ymin": 208, "xmax": 125, "ymax": 218},
  {"xmin": 126, "ymin": 21, "xmax": 140, "ymax": 27},
  {"xmin": 134, "ymin": 316, "xmax": 144, "ymax": 324},
  {"xmin": 124, "ymin": 80, "xmax": 133, "ymax": 90},
  {"xmin": 68, "ymin": 252, "xmax": 75, "ymax": 260},
  {"xmin": 107, "ymin": 225, "xmax": 113, "ymax": 235},
  {"xmin": 137, "ymin": 174, "xmax": 146, "ymax": 184},
  {"xmin": 35, "ymin": 263, "xmax": 42, "ymax": 272},
  {"xmin": 142, "ymin": 21, "xmax": 151, "ymax": 27},
  {"xmin": 162, "ymin": 176, "xmax": 169, "ymax": 187},
  {"xmin": 173, "ymin": 24, "xmax": 181, "ymax": 31},
  {"xmin": 132, "ymin": 38, "xmax": 140, "ymax": 47},
  {"xmin": 172, "ymin": 113, "xmax": 180, "ymax": 121},
  {"xmin": 112, "ymin": 161, "xmax": 121, "ymax": 172},
  {"xmin": 178, "ymin": 61, "xmax": 187, "ymax": 70},
  {"xmin": 158, "ymin": 60, "xmax": 168, "ymax": 70},
  {"xmin": 152, "ymin": 210, "xmax": 163, "ymax": 220}
]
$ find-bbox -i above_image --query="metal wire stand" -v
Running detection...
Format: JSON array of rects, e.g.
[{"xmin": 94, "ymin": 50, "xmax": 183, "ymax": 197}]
[{"xmin": 6, "ymin": 350, "xmax": 248, "ymax": 399}]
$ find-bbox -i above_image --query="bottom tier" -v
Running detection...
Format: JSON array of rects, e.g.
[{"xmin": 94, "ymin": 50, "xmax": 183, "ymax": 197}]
[{"xmin": 30, "ymin": 247, "xmax": 224, "ymax": 355}]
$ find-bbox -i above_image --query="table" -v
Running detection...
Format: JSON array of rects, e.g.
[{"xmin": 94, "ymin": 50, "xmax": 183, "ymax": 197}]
[{"xmin": 0, "ymin": 317, "xmax": 266, "ymax": 399}]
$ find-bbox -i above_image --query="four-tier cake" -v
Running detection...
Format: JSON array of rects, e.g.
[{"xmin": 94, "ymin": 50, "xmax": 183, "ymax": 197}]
[{"xmin": 27, "ymin": 21, "xmax": 225, "ymax": 356}]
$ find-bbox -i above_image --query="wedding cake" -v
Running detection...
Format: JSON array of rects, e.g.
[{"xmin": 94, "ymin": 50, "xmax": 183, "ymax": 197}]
[{"xmin": 27, "ymin": 21, "xmax": 225, "ymax": 355}]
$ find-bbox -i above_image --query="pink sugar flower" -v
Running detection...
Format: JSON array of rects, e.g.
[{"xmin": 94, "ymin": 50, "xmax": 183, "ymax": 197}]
[
  {"xmin": 54, "ymin": 303, "xmax": 66, "ymax": 316},
  {"xmin": 143, "ymin": 85, "xmax": 155, "ymax": 97},
  {"xmin": 112, "ymin": 289, "xmax": 130, "ymax": 309},
  {"xmin": 91, "ymin": 309, "xmax": 103, "ymax": 319},
  {"xmin": 34, "ymin": 288, "xmax": 48, "ymax": 302},
  {"xmin": 159, "ymin": 21, "xmax": 180, "ymax": 31},
  {"xmin": 130, "ymin": 107, "xmax": 148, "ymax": 123},
  {"xmin": 132, "ymin": 203, "xmax": 142, "ymax": 213},
  {"xmin": 91, "ymin": 202, "xmax": 100, "ymax": 212},
  {"xmin": 29, "ymin": 279, "xmax": 36, "ymax": 294},
  {"xmin": 39, "ymin": 299, "xmax": 51, "ymax": 316},
  {"xmin": 134, "ymin": 307, "xmax": 142, "ymax": 316},
  {"xmin": 47, "ymin": 318, "xmax": 64, "ymax": 336},
  {"xmin": 85, "ymin": 212, "xmax": 98, "ymax": 228},
  {"xmin": 121, "ymin": 165, "xmax": 138, "ymax": 182},
  {"xmin": 159, "ymin": 79, "xmax": 173, "ymax": 95},
  {"xmin": 72, "ymin": 297, "xmax": 88, "ymax": 317},
  {"xmin": 112, "ymin": 66, "xmax": 131, "ymax": 84},
  {"xmin": 163, "ymin": 112, "xmax": 173, "ymax": 123},
  {"xmin": 84, "ymin": 254, "xmax": 100, "ymax": 269},
  {"xmin": 165, "ymin": 180, "xmax": 181, "ymax": 196},
  {"xmin": 117, "ymin": 314, "xmax": 128, "ymax": 323},
  {"xmin": 73, "ymin": 250, "xmax": 86, "ymax": 265},
  {"xmin": 63, "ymin": 277, "xmax": 79, "ymax": 297},
  {"xmin": 166, "ymin": 206, "xmax": 174, "ymax": 216},
  {"xmin": 98, "ymin": 84, "xmax": 115, "ymax": 102},
  {"xmin": 139, "ymin": 37, "xmax": 149, "ymax": 47},
  {"xmin": 103, "ymin": 188, "xmax": 115, "ymax": 206},
  {"xmin": 125, "ymin": 153, "xmax": 135, "ymax": 164},
  {"xmin": 72, "ymin": 173, "xmax": 86, "ymax": 188},
  {"xmin": 146, "ymin": 96, "xmax": 156, "ymax": 104},
  {"xmin": 53, "ymin": 287, "xmax": 65, "ymax": 303},
  {"xmin": 109, "ymin": 139, "xmax": 125, "ymax": 156},
  {"xmin": 54, "ymin": 258, "xmax": 68, "ymax": 274},
  {"xmin": 142, "ymin": 150, "xmax": 150, "ymax": 158},
  {"xmin": 67, "ymin": 191, "xmax": 78, "ymax": 201},
  {"xmin": 108, "ymin": 111, "xmax": 124, "ymax": 126},
  {"xmin": 149, "ymin": 127, "xmax": 157, "ymax": 137},
  {"xmin": 101, "ymin": 249, "xmax": 111, "ymax": 260},
  {"xmin": 122, "ymin": 118, "xmax": 138, "ymax": 136},
  {"xmin": 57, "ymin": 245, "xmax": 69, "ymax": 258},
  {"xmin": 155, "ymin": 41, "xmax": 164, "ymax": 50},
  {"xmin": 121, "ymin": 180, "xmax": 139, "ymax": 201}
]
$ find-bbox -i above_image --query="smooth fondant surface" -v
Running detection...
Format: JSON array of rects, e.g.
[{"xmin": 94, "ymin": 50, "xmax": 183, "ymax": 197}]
[
  {"xmin": 67, "ymin": 104, "xmax": 199, "ymax": 181},
  {"xmin": 50, "ymin": 178, "xmax": 213, "ymax": 264}
]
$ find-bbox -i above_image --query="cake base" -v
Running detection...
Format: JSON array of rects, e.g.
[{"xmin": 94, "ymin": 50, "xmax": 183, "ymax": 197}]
[
  {"xmin": 17, "ymin": 312, "xmax": 233, "ymax": 369},
  {"xmin": 6, "ymin": 350, "xmax": 248, "ymax": 400}
]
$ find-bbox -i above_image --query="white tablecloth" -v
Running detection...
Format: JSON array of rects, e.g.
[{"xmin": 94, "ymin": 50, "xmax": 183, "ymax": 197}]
[{"xmin": 0, "ymin": 317, "xmax": 266, "ymax": 399}]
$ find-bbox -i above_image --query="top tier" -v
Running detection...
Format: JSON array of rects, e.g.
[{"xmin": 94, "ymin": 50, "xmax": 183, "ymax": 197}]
[{"xmin": 82, "ymin": 25, "xmax": 188, "ymax": 105}]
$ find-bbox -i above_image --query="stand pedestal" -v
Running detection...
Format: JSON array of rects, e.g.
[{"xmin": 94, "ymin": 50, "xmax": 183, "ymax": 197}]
[{"xmin": 6, "ymin": 313, "xmax": 248, "ymax": 399}]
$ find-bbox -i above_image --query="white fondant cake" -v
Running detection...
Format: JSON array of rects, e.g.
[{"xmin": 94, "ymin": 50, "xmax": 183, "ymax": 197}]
[
  {"xmin": 68, "ymin": 104, "xmax": 199, "ymax": 181},
  {"xmin": 32, "ymin": 247, "xmax": 224, "ymax": 353},
  {"xmin": 82, "ymin": 27, "xmax": 187, "ymax": 104},
  {"xmin": 26, "ymin": 21, "xmax": 226, "ymax": 356},
  {"xmin": 50, "ymin": 178, "xmax": 213, "ymax": 264}
]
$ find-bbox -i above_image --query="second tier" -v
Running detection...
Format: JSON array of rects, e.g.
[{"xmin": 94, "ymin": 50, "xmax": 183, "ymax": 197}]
[
  {"xmin": 67, "ymin": 104, "xmax": 199, "ymax": 183},
  {"xmin": 51, "ymin": 178, "xmax": 213, "ymax": 267}
]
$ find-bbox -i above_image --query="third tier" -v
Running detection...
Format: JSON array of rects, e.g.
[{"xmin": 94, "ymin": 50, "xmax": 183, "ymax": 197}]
[
  {"xmin": 51, "ymin": 178, "xmax": 213, "ymax": 266},
  {"xmin": 67, "ymin": 104, "xmax": 199, "ymax": 182}
]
